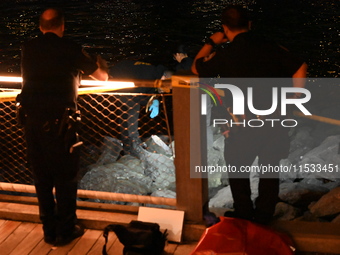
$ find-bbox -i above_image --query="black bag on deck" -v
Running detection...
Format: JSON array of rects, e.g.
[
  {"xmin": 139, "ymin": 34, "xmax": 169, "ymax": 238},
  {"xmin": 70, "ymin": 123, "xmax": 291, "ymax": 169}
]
[{"xmin": 102, "ymin": 220, "xmax": 167, "ymax": 255}]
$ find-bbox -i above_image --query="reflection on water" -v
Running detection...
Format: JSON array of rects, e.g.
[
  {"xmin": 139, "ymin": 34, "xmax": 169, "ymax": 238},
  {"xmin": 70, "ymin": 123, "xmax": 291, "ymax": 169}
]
[{"xmin": 0, "ymin": 0, "xmax": 338, "ymax": 77}]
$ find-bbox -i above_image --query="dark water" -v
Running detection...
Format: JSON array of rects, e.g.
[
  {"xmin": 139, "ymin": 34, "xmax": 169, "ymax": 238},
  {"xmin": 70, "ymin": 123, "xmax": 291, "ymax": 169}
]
[{"xmin": 0, "ymin": 0, "xmax": 339, "ymax": 78}]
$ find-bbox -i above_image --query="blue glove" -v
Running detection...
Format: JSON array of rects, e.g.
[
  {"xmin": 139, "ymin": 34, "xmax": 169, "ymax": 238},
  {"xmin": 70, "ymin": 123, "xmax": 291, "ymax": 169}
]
[{"xmin": 149, "ymin": 99, "xmax": 160, "ymax": 118}]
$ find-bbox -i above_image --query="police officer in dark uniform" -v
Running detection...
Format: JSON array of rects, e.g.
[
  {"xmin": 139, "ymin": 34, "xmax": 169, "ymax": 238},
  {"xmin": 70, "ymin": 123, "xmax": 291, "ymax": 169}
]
[
  {"xmin": 19, "ymin": 8, "xmax": 108, "ymax": 246},
  {"xmin": 173, "ymin": 44, "xmax": 194, "ymax": 75},
  {"xmin": 192, "ymin": 5, "xmax": 307, "ymax": 224}
]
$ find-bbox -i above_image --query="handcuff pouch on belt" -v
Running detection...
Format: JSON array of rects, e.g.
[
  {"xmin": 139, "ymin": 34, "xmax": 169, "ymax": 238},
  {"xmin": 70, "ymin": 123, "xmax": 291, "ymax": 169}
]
[{"xmin": 58, "ymin": 108, "xmax": 83, "ymax": 154}]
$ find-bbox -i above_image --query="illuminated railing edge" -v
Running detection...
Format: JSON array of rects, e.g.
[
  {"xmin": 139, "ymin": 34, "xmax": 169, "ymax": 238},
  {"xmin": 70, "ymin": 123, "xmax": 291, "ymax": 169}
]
[
  {"xmin": 0, "ymin": 76, "xmax": 136, "ymax": 101},
  {"xmin": 0, "ymin": 182, "xmax": 177, "ymax": 206},
  {"xmin": 0, "ymin": 75, "xmax": 135, "ymax": 88}
]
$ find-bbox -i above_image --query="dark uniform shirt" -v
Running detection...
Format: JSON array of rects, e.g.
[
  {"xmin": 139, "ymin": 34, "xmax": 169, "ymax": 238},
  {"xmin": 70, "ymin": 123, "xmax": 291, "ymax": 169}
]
[
  {"xmin": 175, "ymin": 57, "xmax": 194, "ymax": 75},
  {"xmin": 21, "ymin": 32, "xmax": 98, "ymax": 119},
  {"xmin": 109, "ymin": 59, "xmax": 166, "ymax": 93},
  {"xmin": 196, "ymin": 31, "xmax": 303, "ymax": 78},
  {"xmin": 109, "ymin": 60, "xmax": 166, "ymax": 80},
  {"xmin": 196, "ymin": 31, "xmax": 304, "ymax": 112}
]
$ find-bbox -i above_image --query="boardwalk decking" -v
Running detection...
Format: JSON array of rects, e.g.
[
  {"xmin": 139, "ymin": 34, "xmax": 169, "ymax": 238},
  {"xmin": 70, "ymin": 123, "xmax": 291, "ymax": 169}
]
[
  {"xmin": 1, "ymin": 219, "xmax": 339, "ymax": 255},
  {"xmin": 0, "ymin": 220, "xmax": 197, "ymax": 255}
]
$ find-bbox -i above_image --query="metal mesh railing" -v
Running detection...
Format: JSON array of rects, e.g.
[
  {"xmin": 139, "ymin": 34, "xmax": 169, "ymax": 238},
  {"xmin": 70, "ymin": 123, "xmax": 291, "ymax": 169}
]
[
  {"xmin": 0, "ymin": 99, "xmax": 30, "ymax": 184},
  {"xmin": 0, "ymin": 89, "xmax": 176, "ymax": 204}
]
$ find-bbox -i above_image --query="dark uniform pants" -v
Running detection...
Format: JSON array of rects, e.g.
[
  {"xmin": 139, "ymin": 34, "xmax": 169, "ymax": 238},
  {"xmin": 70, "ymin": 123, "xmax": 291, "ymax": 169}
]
[
  {"xmin": 24, "ymin": 117, "xmax": 79, "ymax": 237},
  {"xmin": 224, "ymin": 123, "xmax": 290, "ymax": 223},
  {"xmin": 117, "ymin": 87, "xmax": 157, "ymax": 153}
]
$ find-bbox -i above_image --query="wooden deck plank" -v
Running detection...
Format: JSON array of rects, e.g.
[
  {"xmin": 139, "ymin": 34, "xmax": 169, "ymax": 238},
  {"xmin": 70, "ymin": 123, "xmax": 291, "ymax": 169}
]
[
  {"xmin": 87, "ymin": 229, "xmax": 118, "ymax": 255},
  {"xmin": 48, "ymin": 232, "xmax": 83, "ymax": 255},
  {"xmin": 0, "ymin": 220, "xmax": 21, "ymax": 244},
  {"xmin": 0, "ymin": 222, "xmax": 36, "ymax": 255},
  {"xmin": 0, "ymin": 219, "xmax": 198, "ymax": 255},
  {"xmin": 0, "ymin": 219, "xmax": 6, "ymax": 228},
  {"xmin": 1, "ymin": 217, "xmax": 340, "ymax": 255},
  {"xmin": 8, "ymin": 224, "xmax": 43, "ymax": 255},
  {"xmin": 68, "ymin": 229, "xmax": 102, "ymax": 255},
  {"xmin": 173, "ymin": 242, "xmax": 197, "ymax": 255},
  {"xmin": 163, "ymin": 242, "xmax": 179, "ymax": 254},
  {"xmin": 28, "ymin": 238, "xmax": 54, "ymax": 255},
  {"xmin": 106, "ymin": 235, "xmax": 124, "ymax": 255}
]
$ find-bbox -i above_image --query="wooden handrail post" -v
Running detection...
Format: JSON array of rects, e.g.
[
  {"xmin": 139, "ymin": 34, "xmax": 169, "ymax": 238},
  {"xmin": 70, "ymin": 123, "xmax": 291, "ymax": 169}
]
[{"xmin": 172, "ymin": 76, "xmax": 209, "ymax": 223}]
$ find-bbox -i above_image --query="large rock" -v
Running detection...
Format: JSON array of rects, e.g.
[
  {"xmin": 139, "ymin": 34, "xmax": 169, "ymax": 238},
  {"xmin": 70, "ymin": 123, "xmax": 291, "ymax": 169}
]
[
  {"xmin": 145, "ymin": 135, "xmax": 173, "ymax": 157},
  {"xmin": 274, "ymin": 202, "xmax": 301, "ymax": 221},
  {"xmin": 279, "ymin": 159, "xmax": 298, "ymax": 182},
  {"xmin": 132, "ymin": 141, "xmax": 175, "ymax": 190},
  {"xmin": 296, "ymin": 135, "xmax": 340, "ymax": 180},
  {"xmin": 331, "ymin": 213, "xmax": 340, "ymax": 223},
  {"xmin": 79, "ymin": 162, "xmax": 153, "ymax": 199},
  {"xmin": 117, "ymin": 155, "xmax": 145, "ymax": 174},
  {"xmin": 300, "ymin": 178, "xmax": 340, "ymax": 191},
  {"xmin": 151, "ymin": 189, "xmax": 176, "ymax": 199},
  {"xmin": 207, "ymin": 135, "xmax": 226, "ymax": 188},
  {"xmin": 209, "ymin": 185, "xmax": 233, "ymax": 208},
  {"xmin": 209, "ymin": 172, "xmax": 258, "ymax": 209},
  {"xmin": 79, "ymin": 164, "xmax": 114, "ymax": 192},
  {"xmin": 288, "ymin": 127, "xmax": 315, "ymax": 164},
  {"xmin": 298, "ymin": 211, "xmax": 324, "ymax": 222},
  {"xmin": 309, "ymin": 187, "xmax": 340, "ymax": 217},
  {"xmin": 96, "ymin": 136, "xmax": 123, "ymax": 165},
  {"xmin": 281, "ymin": 133, "xmax": 340, "ymax": 183},
  {"xmin": 279, "ymin": 182, "xmax": 329, "ymax": 208}
]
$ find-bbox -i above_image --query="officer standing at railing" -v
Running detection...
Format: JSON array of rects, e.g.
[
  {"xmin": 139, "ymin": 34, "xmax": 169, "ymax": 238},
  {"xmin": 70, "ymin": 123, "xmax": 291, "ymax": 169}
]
[
  {"xmin": 192, "ymin": 5, "xmax": 307, "ymax": 225},
  {"xmin": 18, "ymin": 8, "xmax": 108, "ymax": 246}
]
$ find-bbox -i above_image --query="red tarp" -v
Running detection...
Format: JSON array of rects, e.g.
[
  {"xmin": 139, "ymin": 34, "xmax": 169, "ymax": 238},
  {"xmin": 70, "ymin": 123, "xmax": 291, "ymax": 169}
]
[{"xmin": 190, "ymin": 217, "xmax": 295, "ymax": 255}]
